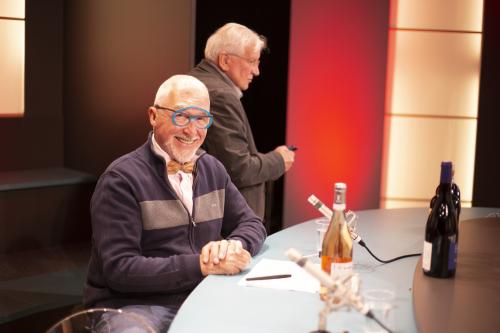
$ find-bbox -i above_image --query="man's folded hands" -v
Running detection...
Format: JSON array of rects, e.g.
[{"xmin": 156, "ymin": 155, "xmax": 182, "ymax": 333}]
[{"xmin": 200, "ymin": 239, "xmax": 251, "ymax": 276}]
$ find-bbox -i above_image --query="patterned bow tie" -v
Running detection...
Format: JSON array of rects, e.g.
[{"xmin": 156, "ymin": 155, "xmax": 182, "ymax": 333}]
[{"xmin": 167, "ymin": 160, "xmax": 195, "ymax": 174}]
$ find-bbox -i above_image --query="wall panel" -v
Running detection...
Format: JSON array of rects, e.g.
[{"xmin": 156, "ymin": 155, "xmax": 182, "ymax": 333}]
[
  {"xmin": 64, "ymin": 0, "xmax": 195, "ymax": 176},
  {"xmin": 284, "ymin": 0, "xmax": 389, "ymax": 227},
  {"xmin": 381, "ymin": 0, "xmax": 483, "ymax": 208},
  {"xmin": 0, "ymin": 20, "xmax": 24, "ymax": 117},
  {"xmin": 0, "ymin": 0, "xmax": 63, "ymax": 171}
]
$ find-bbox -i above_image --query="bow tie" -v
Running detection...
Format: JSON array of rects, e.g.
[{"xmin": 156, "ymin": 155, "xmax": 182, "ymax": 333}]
[{"xmin": 167, "ymin": 160, "xmax": 195, "ymax": 174}]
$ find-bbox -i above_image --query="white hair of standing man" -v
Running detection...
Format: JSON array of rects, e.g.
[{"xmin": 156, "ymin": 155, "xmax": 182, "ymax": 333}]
[
  {"xmin": 204, "ymin": 22, "xmax": 267, "ymax": 62},
  {"xmin": 154, "ymin": 74, "xmax": 209, "ymax": 107}
]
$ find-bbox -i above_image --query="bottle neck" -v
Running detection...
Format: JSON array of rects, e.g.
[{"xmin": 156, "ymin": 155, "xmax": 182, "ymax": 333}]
[
  {"xmin": 438, "ymin": 182, "xmax": 452, "ymax": 194},
  {"xmin": 333, "ymin": 203, "xmax": 346, "ymax": 211},
  {"xmin": 435, "ymin": 182, "xmax": 455, "ymax": 211}
]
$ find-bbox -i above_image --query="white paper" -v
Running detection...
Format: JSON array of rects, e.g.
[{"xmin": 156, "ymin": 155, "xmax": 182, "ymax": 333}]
[{"xmin": 238, "ymin": 258, "xmax": 320, "ymax": 293}]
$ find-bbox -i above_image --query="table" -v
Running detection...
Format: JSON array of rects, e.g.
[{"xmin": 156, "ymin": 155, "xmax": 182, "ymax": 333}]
[
  {"xmin": 169, "ymin": 207, "xmax": 499, "ymax": 333},
  {"xmin": 413, "ymin": 216, "xmax": 500, "ymax": 333}
]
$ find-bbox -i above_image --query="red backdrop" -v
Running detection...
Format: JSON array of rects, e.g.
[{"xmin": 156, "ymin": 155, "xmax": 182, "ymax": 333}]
[{"xmin": 283, "ymin": 0, "xmax": 390, "ymax": 227}]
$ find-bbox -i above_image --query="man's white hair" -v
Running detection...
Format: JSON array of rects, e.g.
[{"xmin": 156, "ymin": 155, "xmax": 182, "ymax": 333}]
[
  {"xmin": 154, "ymin": 74, "xmax": 208, "ymax": 105},
  {"xmin": 204, "ymin": 22, "xmax": 267, "ymax": 62}
]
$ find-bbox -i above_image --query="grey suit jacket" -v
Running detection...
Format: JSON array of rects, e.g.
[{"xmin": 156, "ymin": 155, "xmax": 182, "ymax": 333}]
[{"xmin": 189, "ymin": 59, "xmax": 285, "ymax": 220}]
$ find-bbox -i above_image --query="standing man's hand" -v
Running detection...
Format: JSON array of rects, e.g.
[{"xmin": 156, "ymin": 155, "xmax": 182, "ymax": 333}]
[{"xmin": 275, "ymin": 145, "xmax": 295, "ymax": 172}]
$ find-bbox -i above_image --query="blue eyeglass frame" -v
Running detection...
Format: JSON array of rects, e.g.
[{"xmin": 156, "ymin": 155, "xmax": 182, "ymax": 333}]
[{"xmin": 154, "ymin": 105, "xmax": 213, "ymax": 129}]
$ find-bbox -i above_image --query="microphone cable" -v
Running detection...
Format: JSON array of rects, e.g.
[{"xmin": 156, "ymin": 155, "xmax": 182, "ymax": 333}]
[
  {"xmin": 356, "ymin": 237, "xmax": 421, "ymax": 264},
  {"xmin": 308, "ymin": 195, "xmax": 421, "ymax": 264}
]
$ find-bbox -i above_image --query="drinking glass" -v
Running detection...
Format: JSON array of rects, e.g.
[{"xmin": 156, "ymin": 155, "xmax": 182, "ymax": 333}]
[
  {"xmin": 362, "ymin": 289, "xmax": 396, "ymax": 333},
  {"xmin": 315, "ymin": 217, "xmax": 330, "ymax": 256}
]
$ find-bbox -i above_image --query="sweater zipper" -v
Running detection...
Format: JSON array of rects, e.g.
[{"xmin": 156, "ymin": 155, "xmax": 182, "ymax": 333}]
[
  {"xmin": 164, "ymin": 172, "xmax": 197, "ymax": 227},
  {"xmin": 171, "ymin": 153, "xmax": 204, "ymax": 227},
  {"xmin": 180, "ymin": 195, "xmax": 196, "ymax": 227},
  {"xmin": 191, "ymin": 166, "xmax": 200, "ymax": 227},
  {"xmin": 190, "ymin": 209, "xmax": 197, "ymax": 227},
  {"xmin": 181, "ymin": 201, "xmax": 196, "ymax": 227}
]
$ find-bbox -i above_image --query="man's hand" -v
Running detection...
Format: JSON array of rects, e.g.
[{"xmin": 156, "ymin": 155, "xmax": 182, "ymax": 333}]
[
  {"xmin": 200, "ymin": 240, "xmax": 251, "ymax": 276},
  {"xmin": 275, "ymin": 145, "xmax": 295, "ymax": 172}
]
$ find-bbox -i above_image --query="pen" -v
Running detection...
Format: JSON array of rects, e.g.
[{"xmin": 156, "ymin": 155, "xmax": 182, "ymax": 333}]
[
  {"xmin": 245, "ymin": 274, "xmax": 292, "ymax": 281},
  {"xmin": 287, "ymin": 145, "xmax": 298, "ymax": 151}
]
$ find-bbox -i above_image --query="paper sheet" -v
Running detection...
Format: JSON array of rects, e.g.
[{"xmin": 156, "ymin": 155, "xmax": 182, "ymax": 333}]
[{"xmin": 238, "ymin": 258, "xmax": 320, "ymax": 293}]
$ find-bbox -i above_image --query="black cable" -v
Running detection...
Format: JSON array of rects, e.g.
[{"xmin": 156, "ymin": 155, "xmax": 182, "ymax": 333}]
[
  {"xmin": 358, "ymin": 239, "xmax": 421, "ymax": 264},
  {"xmin": 365, "ymin": 310, "xmax": 395, "ymax": 333}
]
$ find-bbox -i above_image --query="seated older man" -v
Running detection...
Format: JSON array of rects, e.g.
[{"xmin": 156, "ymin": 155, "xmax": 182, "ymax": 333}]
[{"xmin": 83, "ymin": 74, "xmax": 266, "ymax": 332}]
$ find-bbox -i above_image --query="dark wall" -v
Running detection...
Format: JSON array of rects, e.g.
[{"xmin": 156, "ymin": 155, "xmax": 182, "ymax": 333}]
[
  {"xmin": 0, "ymin": 0, "xmax": 64, "ymax": 171},
  {"xmin": 194, "ymin": 1, "xmax": 290, "ymax": 153},
  {"xmin": 64, "ymin": 0, "xmax": 196, "ymax": 176},
  {"xmin": 0, "ymin": 0, "xmax": 195, "ymax": 178},
  {"xmin": 473, "ymin": 0, "xmax": 500, "ymax": 208},
  {"xmin": 194, "ymin": 0, "xmax": 291, "ymax": 232}
]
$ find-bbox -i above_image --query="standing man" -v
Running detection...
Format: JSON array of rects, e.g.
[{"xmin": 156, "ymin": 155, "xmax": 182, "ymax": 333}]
[
  {"xmin": 189, "ymin": 22, "xmax": 295, "ymax": 227},
  {"xmin": 84, "ymin": 75, "xmax": 266, "ymax": 332}
]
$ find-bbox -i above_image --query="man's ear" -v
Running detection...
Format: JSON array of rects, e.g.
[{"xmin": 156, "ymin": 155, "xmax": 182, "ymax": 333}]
[
  {"xmin": 218, "ymin": 53, "xmax": 230, "ymax": 71},
  {"xmin": 148, "ymin": 107, "xmax": 158, "ymax": 127}
]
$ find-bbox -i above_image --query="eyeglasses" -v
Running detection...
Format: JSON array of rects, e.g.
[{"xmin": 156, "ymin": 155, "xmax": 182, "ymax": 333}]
[
  {"xmin": 154, "ymin": 105, "xmax": 213, "ymax": 129},
  {"xmin": 226, "ymin": 53, "xmax": 260, "ymax": 67}
]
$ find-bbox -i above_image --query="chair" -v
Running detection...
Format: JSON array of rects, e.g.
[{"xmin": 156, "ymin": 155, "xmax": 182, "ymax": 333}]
[{"xmin": 45, "ymin": 307, "xmax": 157, "ymax": 333}]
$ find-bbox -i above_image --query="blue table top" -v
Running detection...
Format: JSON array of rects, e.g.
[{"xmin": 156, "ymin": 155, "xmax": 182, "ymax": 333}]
[{"xmin": 169, "ymin": 207, "xmax": 500, "ymax": 333}]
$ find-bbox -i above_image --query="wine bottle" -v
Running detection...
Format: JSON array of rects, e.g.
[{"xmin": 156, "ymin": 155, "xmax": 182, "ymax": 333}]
[
  {"xmin": 422, "ymin": 161, "xmax": 459, "ymax": 278},
  {"xmin": 430, "ymin": 165, "xmax": 461, "ymax": 222},
  {"xmin": 451, "ymin": 165, "xmax": 461, "ymax": 221},
  {"xmin": 320, "ymin": 182, "xmax": 353, "ymax": 297}
]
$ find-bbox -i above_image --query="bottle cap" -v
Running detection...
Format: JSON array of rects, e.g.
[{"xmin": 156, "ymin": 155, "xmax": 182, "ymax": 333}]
[
  {"xmin": 334, "ymin": 182, "xmax": 347, "ymax": 205},
  {"xmin": 335, "ymin": 182, "xmax": 346, "ymax": 190},
  {"xmin": 440, "ymin": 161, "xmax": 453, "ymax": 184}
]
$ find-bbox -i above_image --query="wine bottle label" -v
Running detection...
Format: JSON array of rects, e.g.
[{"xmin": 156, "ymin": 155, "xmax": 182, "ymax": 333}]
[
  {"xmin": 448, "ymin": 241, "xmax": 458, "ymax": 270},
  {"xmin": 330, "ymin": 262, "xmax": 353, "ymax": 277},
  {"xmin": 333, "ymin": 203, "xmax": 346, "ymax": 211},
  {"xmin": 422, "ymin": 241, "xmax": 432, "ymax": 271}
]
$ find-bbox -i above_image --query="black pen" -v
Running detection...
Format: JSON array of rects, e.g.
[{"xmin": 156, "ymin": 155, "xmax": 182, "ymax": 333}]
[
  {"xmin": 245, "ymin": 274, "xmax": 292, "ymax": 281},
  {"xmin": 287, "ymin": 145, "xmax": 298, "ymax": 151}
]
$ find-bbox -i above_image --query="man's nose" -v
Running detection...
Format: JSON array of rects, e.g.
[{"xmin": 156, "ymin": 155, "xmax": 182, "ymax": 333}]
[
  {"xmin": 183, "ymin": 120, "xmax": 198, "ymax": 134},
  {"xmin": 252, "ymin": 66, "xmax": 260, "ymax": 76}
]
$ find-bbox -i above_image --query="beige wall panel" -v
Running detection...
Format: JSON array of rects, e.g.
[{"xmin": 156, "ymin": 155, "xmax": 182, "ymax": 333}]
[
  {"xmin": 383, "ymin": 200, "xmax": 429, "ymax": 209},
  {"xmin": 383, "ymin": 199, "xmax": 472, "ymax": 209},
  {"xmin": 0, "ymin": 0, "xmax": 25, "ymax": 18},
  {"xmin": 390, "ymin": 0, "xmax": 483, "ymax": 31},
  {"xmin": 384, "ymin": 116, "xmax": 476, "ymax": 203},
  {"xmin": 389, "ymin": 30, "xmax": 481, "ymax": 118},
  {"xmin": 0, "ymin": 20, "xmax": 24, "ymax": 116}
]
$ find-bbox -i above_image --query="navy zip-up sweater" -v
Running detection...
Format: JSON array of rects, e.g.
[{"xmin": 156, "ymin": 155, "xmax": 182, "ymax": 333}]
[{"xmin": 84, "ymin": 133, "xmax": 266, "ymax": 308}]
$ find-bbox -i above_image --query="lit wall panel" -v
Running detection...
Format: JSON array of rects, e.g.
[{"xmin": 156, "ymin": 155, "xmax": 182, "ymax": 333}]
[
  {"xmin": 0, "ymin": 0, "xmax": 25, "ymax": 18},
  {"xmin": 0, "ymin": 20, "xmax": 24, "ymax": 117},
  {"xmin": 385, "ymin": 200, "xmax": 472, "ymax": 209},
  {"xmin": 383, "ymin": 116, "xmax": 476, "ymax": 203},
  {"xmin": 0, "ymin": 1, "xmax": 25, "ymax": 117},
  {"xmin": 391, "ymin": 0, "xmax": 483, "ymax": 31},
  {"xmin": 381, "ymin": 0, "xmax": 483, "ymax": 209},
  {"xmin": 390, "ymin": 31, "xmax": 481, "ymax": 118}
]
